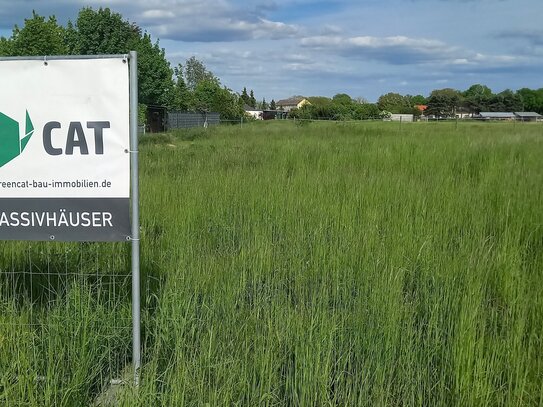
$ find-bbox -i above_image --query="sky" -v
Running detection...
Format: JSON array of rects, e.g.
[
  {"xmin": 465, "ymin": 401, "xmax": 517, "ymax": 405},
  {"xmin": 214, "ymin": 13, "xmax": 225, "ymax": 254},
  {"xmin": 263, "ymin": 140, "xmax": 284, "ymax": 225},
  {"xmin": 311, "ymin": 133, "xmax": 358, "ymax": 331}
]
[{"xmin": 0, "ymin": 0, "xmax": 542, "ymax": 102}]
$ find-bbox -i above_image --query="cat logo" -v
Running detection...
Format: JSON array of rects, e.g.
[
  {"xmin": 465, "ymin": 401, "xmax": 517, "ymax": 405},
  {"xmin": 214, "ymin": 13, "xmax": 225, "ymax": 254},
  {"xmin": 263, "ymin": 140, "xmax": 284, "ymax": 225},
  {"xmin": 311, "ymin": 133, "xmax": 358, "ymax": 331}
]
[{"xmin": 0, "ymin": 111, "xmax": 34, "ymax": 168}]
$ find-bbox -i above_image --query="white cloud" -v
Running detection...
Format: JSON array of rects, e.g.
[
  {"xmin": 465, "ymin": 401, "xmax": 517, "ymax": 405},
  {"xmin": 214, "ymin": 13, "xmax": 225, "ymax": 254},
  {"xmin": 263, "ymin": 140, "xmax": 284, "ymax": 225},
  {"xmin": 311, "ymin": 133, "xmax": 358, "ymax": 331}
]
[
  {"xmin": 149, "ymin": 16, "xmax": 298, "ymax": 42},
  {"xmin": 472, "ymin": 53, "xmax": 518, "ymax": 63},
  {"xmin": 452, "ymin": 58, "xmax": 469, "ymax": 65},
  {"xmin": 141, "ymin": 9, "xmax": 175, "ymax": 19},
  {"xmin": 126, "ymin": 0, "xmax": 300, "ymax": 42},
  {"xmin": 299, "ymin": 33, "xmax": 526, "ymax": 71},
  {"xmin": 301, "ymin": 34, "xmax": 460, "ymax": 64}
]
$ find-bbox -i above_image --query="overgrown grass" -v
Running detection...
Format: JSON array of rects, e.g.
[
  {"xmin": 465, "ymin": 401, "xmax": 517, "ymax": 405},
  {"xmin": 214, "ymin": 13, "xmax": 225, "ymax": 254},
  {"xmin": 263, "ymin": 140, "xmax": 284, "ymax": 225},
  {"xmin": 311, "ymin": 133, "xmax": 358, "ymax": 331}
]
[{"xmin": 1, "ymin": 120, "xmax": 542, "ymax": 405}]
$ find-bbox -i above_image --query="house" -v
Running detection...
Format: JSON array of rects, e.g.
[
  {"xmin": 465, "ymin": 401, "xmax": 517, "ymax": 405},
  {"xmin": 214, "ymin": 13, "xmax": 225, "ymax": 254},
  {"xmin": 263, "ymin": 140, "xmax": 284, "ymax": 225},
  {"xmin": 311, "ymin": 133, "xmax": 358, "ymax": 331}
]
[
  {"xmin": 478, "ymin": 112, "xmax": 516, "ymax": 121},
  {"xmin": 244, "ymin": 106, "xmax": 281, "ymax": 120},
  {"xmin": 514, "ymin": 112, "xmax": 542, "ymax": 122},
  {"xmin": 478, "ymin": 112, "xmax": 542, "ymax": 121},
  {"xmin": 455, "ymin": 107, "xmax": 473, "ymax": 119},
  {"xmin": 387, "ymin": 114, "xmax": 414, "ymax": 122},
  {"xmin": 244, "ymin": 105, "xmax": 263, "ymax": 120},
  {"xmin": 276, "ymin": 97, "xmax": 311, "ymax": 112}
]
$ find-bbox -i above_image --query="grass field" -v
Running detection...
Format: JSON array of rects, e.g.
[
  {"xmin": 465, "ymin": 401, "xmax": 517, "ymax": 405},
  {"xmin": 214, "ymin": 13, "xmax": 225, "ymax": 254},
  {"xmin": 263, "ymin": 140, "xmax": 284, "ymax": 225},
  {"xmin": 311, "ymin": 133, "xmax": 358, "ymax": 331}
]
[{"xmin": 1, "ymin": 120, "xmax": 543, "ymax": 406}]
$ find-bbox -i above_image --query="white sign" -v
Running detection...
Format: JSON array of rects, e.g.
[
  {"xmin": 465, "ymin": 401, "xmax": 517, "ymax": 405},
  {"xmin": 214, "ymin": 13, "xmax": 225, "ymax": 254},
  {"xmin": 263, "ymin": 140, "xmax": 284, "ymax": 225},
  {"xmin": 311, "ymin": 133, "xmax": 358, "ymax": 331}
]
[{"xmin": 0, "ymin": 57, "xmax": 131, "ymax": 241}]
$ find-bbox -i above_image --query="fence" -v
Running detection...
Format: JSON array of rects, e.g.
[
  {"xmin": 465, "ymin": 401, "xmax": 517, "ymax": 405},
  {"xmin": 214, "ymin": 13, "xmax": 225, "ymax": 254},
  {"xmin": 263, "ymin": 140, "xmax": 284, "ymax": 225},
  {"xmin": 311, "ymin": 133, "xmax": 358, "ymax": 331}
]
[
  {"xmin": 167, "ymin": 111, "xmax": 220, "ymax": 130},
  {"xmin": 0, "ymin": 241, "xmax": 149, "ymax": 404}
]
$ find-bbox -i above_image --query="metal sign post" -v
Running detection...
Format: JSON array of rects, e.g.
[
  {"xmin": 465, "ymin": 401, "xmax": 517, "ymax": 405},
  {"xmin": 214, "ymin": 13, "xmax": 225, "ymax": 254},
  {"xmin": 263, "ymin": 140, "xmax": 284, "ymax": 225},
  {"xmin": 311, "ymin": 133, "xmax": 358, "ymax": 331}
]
[{"xmin": 128, "ymin": 50, "xmax": 141, "ymax": 386}]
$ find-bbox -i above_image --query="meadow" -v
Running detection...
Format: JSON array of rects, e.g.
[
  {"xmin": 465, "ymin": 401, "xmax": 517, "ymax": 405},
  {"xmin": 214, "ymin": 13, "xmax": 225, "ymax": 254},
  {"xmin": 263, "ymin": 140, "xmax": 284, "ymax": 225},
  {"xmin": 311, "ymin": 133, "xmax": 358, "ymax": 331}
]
[{"xmin": 1, "ymin": 120, "xmax": 542, "ymax": 406}]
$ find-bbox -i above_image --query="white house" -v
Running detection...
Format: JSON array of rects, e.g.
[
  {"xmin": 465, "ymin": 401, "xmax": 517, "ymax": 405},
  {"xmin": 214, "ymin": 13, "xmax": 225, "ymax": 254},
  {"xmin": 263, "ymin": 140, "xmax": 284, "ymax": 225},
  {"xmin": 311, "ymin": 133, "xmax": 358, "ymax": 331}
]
[
  {"xmin": 244, "ymin": 105, "xmax": 263, "ymax": 120},
  {"xmin": 387, "ymin": 114, "xmax": 414, "ymax": 122}
]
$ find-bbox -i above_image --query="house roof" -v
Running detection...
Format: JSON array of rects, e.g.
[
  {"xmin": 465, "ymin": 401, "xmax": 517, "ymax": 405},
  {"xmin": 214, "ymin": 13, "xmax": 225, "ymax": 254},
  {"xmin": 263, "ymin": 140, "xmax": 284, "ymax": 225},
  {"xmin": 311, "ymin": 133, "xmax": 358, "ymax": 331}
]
[
  {"xmin": 276, "ymin": 97, "xmax": 306, "ymax": 106},
  {"xmin": 479, "ymin": 112, "xmax": 515, "ymax": 118},
  {"xmin": 244, "ymin": 104, "xmax": 260, "ymax": 112},
  {"xmin": 514, "ymin": 112, "xmax": 542, "ymax": 117}
]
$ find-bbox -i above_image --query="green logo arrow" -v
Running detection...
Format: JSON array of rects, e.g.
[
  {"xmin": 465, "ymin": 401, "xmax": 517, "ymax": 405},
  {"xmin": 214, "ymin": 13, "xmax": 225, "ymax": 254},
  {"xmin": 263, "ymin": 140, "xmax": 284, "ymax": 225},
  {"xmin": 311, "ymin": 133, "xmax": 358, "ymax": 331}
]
[{"xmin": 0, "ymin": 111, "xmax": 34, "ymax": 168}]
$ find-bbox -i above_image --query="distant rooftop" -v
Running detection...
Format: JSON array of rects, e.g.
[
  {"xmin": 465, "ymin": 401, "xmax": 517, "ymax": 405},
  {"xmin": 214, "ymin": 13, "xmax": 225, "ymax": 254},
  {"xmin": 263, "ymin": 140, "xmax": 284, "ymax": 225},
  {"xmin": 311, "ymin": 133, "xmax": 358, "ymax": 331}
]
[
  {"xmin": 514, "ymin": 112, "xmax": 542, "ymax": 117},
  {"xmin": 276, "ymin": 97, "xmax": 306, "ymax": 106},
  {"xmin": 479, "ymin": 112, "xmax": 515, "ymax": 118},
  {"xmin": 244, "ymin": 104, "xmax": 260, "ymax": 111}
]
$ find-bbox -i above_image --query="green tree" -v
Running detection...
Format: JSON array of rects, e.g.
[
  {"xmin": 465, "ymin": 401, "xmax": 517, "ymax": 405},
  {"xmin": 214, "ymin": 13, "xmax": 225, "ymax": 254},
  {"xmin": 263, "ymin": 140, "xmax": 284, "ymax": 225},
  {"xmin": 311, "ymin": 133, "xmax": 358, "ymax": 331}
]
[
  {"xmin": 308, "ymin": 96, "xmax": 332, "ymax": 106},
  {"xmin": 3, "ymin": 7, "xmax": 175, "ymax": 109},
  {"xmin": 184, "ymin": 56, "xmax": 217, "ymax": 92},
  {"xmin": 332, "ymin": 93, "xmax": 353, "ymax": 105},
  {"xmin": 293, "ymin": 95, "xmax": 382, "ymax": 121},
  {"xmin": 464, "ymin": 84, "xmax": 492, "ymax": 99},
  {"xmin": 517, "ymin": 88, "xmax": 543, "ymax": 114},
  {"xmin": 463, "ymin": 84, "xmax": 493, "ymax": 114},
  {"xmin": 249, "ymin": 90, "xmax": 257, "ymax": 108},
  {"xmin": 191, "ymin": 80, "xmax": 216, "ymax": 113},
  {"xmin": 302, "ymin": 103, "xmax": 333, "ymax": 120},
  {"xmin": 134, "ymin": 33, "xmax": 175, "ymax": 107},
  {"xmin": 426, "ymin": 88, "xmax": 462, "ymax": 118},
  {"xmin": 63, "ymin": 21, "xmax": 78, "ymax": 54},
  {"xmin": 68, "ymin": 7, "xmax": 174, "ymax": 108},
  {"xmin": 173, "ymin": 64, "xmax": 191, "ymax": 110},
  {"xmin": 354, "ymin": 103, "xmax": 381, "ymax": 120},
  {"xmin": 488, "ymin": 89, "xmax": 523, "ymax": 112},
  {"xmin": 377, "ymin": 92, "xmax": 411, "ymax": 113},
  {"xmin": 192, "ymin": 80, "xmax": 243, "ymax": 120},
  {"xmin": 354, "ymin": 96, "xmax": 369, "ymax": 104},
  {"xmin": 260, "ymin": 98, "xmax": 268, "ymax": 110},
  {"xmin": 0, "ymin": 37, "xmax": 12, "ymax": 56},
  {"xmin": 67, "ymin": 7, "xmax": 139, "ymax": 55},
  {"xmin": 270, "ymin": 99, "xmax": 276, "ymax": 110},
  {"xmin": 10, "ymin": 11, "xmax": 67, "ymax": 56},
  {"xmin": 240, "ymin": 87, "xmax": 251, "ymax": 106},
  {"xmin": 330, "ymin": 94, "xmax": 356, "ymax": 120},
  {"xmin": 173, "ymin": 56, "xmax": 243, "ymax": 118}
]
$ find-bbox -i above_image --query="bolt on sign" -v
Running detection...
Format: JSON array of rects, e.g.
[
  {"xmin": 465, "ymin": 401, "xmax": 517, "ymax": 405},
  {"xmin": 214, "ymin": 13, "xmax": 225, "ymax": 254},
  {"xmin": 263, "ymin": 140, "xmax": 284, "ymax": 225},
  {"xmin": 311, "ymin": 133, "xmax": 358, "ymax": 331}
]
[{"xmin": 0, "ymin": 57, "xmax": 130, "ymax": 241}]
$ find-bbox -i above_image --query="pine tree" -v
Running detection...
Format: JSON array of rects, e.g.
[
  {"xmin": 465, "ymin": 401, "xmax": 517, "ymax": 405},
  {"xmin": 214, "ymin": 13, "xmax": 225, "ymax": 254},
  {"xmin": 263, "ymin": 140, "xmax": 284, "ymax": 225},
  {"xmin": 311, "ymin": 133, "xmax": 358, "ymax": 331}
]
[
  {"xmin": 270, "ymin": 99, "xmax": 276, "ymax": 110},
  {"xmin": 241, "ymin": 87, "xmax": 250, "ymax": 106},
  {"xmin": 249, "ymin": 89, "xmax": 256, "ymax": 108}
]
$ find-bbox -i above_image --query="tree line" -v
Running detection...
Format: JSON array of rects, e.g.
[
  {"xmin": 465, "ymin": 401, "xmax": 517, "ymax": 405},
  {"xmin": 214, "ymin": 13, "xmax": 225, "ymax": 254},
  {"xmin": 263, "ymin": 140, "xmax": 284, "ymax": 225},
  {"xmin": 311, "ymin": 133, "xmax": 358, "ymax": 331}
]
[
  {"xmin": 376, "ymin": 85, "xmax": 543, "ymax": 118},
  {"xmin": 0, "ymin": 8, "xmax": 245, "ymax": 122},
  {"xmin": 240, "ymin": 87, "xmax": 277, "ymax": 111},
  {"xmin": 288, "ymin": 85, "xmax": 543, "ymax": 121}
]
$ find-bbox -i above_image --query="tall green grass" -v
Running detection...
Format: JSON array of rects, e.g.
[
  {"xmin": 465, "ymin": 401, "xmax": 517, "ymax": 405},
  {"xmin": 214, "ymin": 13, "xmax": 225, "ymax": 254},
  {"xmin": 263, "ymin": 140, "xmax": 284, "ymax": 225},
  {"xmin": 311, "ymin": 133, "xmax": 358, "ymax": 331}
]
[{"xmin": 1, "ymin": 121, "xmax": 542, "ymax": 405}]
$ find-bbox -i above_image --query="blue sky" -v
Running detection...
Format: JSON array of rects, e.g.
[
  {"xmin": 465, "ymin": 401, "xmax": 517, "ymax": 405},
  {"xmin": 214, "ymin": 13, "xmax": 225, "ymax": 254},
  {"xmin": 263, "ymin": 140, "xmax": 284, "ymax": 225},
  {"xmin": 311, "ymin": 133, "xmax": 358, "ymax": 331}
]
[{"xmin": 0, "ymin": 0, "xmax": 542, "ymax": 102}]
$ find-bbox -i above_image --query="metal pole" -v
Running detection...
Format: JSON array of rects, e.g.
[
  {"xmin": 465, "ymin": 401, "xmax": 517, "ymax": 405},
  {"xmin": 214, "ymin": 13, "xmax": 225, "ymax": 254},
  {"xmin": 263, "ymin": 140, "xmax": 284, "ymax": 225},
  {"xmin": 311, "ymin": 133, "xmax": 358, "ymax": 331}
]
[{"xmin": 129, "ymin": 50, "xmax": 141, "ymax": 386}]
